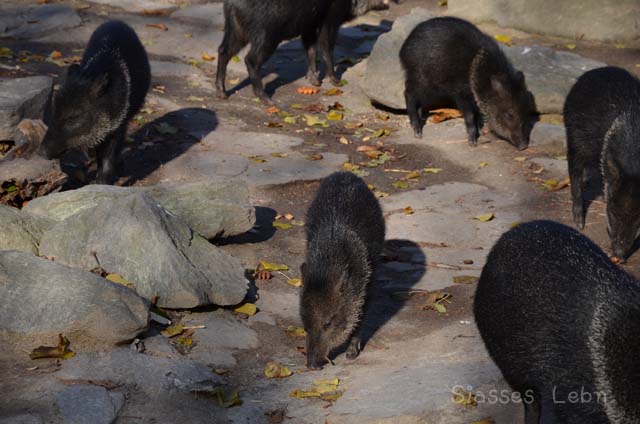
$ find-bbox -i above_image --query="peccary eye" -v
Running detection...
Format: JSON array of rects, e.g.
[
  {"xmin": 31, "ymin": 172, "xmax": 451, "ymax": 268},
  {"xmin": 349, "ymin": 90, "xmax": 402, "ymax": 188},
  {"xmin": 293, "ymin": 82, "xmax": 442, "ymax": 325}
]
[{"xmin": 323, "ymin": 319, "xmax": 333, "ymax": 330}]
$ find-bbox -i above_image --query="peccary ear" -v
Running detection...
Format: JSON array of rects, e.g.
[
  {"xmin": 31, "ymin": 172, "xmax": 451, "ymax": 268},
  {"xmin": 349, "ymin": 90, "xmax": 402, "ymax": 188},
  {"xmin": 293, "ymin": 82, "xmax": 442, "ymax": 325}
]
[
  {"xmin": 490, "ymin": 76, "xmax": 508, "ymax": 96},
  {"xmin": 89, "ymin": 73, "xmax": 110, "ymax": 97}
]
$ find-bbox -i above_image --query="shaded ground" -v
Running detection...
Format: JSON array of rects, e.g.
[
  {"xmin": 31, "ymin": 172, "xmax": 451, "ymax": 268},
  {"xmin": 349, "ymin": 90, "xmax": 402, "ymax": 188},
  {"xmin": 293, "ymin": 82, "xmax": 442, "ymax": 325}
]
[{"xmin": 1, "ymin": 0, "xmax": 639, "ymax": 423}]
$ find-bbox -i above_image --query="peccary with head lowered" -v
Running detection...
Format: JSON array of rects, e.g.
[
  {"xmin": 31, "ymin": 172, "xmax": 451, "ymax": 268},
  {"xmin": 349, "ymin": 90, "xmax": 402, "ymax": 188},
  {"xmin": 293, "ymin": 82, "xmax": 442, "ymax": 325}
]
[
  {"xmin": 39, "ymin": 20, "xmax": 150, "ymax": 184},
  {"xmin": 475, "ymin": 220, "xmax": 640, "ymax": 423},
  {"xmin": 565, "ymin": 66, "xmax": 640, "ymax": 259},
  {"xmin": 216, "ymin": 0, "xmax": 391, "ymax": 102},
  {"xmin": 300, "ymin": 172, "xmax": 385, "ymax": 369},
  {"xmin": 400, "ymin": 17, "xmax": 534, "ymax": 149}
]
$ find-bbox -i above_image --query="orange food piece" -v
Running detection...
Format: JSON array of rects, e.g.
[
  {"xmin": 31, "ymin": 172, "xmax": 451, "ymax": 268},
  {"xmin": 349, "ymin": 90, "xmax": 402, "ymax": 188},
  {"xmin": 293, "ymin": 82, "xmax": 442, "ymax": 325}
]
[{"xmin": 297, "ymin": 86, "xmax": 320, "ymax": 95}]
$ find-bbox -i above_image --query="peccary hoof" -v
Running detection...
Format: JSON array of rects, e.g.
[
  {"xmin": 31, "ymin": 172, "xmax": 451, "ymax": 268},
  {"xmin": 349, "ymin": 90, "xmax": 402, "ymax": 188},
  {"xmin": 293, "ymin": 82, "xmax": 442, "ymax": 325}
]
[
  {"xmin": 216, "ymin": 90, "xmax": 229, "ymax": 100},
  {"xmin": 329, "ymin": 76, "xmax": 342, "ymax": 87},
  {"xmin": 307, "ymin": 73, "xmax": 321, "ymax": 87},
  {"xmin": 413, "ymin": 129, "xmax": 423, "ymax": 139},
  {"xmin": 468, "ymin": 138, "xmax": 478, "ymax": 147},
  {"xmin": 573, "ymin": 207, "xmax": 585, "ymax": 230}
]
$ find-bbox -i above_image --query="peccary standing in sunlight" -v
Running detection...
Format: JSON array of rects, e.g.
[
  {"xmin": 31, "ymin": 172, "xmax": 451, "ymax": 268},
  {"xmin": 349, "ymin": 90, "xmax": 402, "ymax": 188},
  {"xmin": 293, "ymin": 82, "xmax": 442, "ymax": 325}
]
[
  {"xmin": 475, "ymin": 220, "xmax": 640, "ymax": 423},
  {"xmin": 39, "ymin": 20, "xmax": 150, "ymax": 184},
  {"xmin": 565, "ymin": 66, "xmax": 640, "ymax": 259},
  {"xmin": 216, "ymin": 0, "xmax": 392, "ymax": 102},
  {"xmin": 399, "ymin": 17, "xmax": 534, "ymax": 149},
  {"xmin": 300, "ymin": 172, "xmax": 385, "ymax": 369}
]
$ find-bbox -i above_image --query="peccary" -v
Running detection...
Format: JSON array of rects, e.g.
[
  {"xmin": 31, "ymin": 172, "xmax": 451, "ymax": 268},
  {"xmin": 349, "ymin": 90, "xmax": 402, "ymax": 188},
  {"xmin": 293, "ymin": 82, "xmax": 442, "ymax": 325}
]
[
  {"xmin": 216, "ymin": 0, "xmax": 391, "ymax": 102},
  {"xmin": 399, "ymin": 17, "xmax": 534, "ymax": 149},
  {"xmin": 565, "ymin": 66, "xmax": 640, "ymax": 259},
  {"xmin": 39, "ymin": 20, "xmax": 150, "ymax": 184},
  {"xmin": 300, "ymin": 172, "xmax": 385, "ymax": 369},
  {"xmin": 474, "ymin": 220, "xmax": 640, "ymax": 423}
]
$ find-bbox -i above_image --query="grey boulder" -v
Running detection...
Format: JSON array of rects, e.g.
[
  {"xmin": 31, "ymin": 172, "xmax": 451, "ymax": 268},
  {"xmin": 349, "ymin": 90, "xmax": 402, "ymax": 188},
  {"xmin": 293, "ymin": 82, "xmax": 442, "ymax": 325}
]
[
  {"xmin": 0, "ymin": 77, "xmax": 53, "ymax": 140},
  {"xmin": 363, "ymin": 8, "xmax": 434, "ymax": 110},
  {"xmin": 56, "ymin": 385, "xmax": 124, "ymax": 424},
  {"xmin": 24, "ymin": 181, "xmax": 255, "ymax": 239},
  {"xmin": 0, "ymin": 5, "xmax": 81, "ymax": 40},
  {"xmin": 0, "ymin": 205, "xmax": 52, "ymax": 255},
  {"xmin": 38, "ymin": 192, "xmax": 249, "ymax": 308},
  {"xmin": 0, "ymin": 251, "xmax": 148, "ymax": 349}
]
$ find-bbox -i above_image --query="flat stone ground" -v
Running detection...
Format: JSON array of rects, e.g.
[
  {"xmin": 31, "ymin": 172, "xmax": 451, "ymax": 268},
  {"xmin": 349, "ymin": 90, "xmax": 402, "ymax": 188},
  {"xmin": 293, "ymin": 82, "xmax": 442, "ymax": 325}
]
[{"xmin": 1, "ymin": 1, "xmax": 640, "ymax": 423}]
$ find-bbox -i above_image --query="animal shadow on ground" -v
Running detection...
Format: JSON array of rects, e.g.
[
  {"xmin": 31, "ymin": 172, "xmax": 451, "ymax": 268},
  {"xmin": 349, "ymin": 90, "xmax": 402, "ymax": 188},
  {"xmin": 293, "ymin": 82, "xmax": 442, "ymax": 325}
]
[
  {"xmin": 119, "ymin": 108, "xmax": 218, "ymax": 186},
  {"xmin": 226, "ymin": 22, "xmax": 392, "ymax": 99},
  {"xmin": 217, "ymin": 206, "xmax": 278, "ymax": 245},
  {"xmin": 333, "ymin": 239, "xmax": 427, "ymax": 357}
]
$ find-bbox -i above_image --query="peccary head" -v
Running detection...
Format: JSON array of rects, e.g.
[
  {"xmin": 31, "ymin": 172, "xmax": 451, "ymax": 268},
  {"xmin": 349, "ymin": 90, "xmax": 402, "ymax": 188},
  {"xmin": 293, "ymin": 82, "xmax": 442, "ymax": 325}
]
[
  {"xmin": 472, "ymin": 52, "xmax": 534, "ymax": 150},
  {"xmin": 40, "ymin": 64, "xmax": 123, "ymax": 159},
  {"xmin": 605, "ymin": 153, "xmax": 640, "ymax": 259},
  {"xmin": 351, "ymin": 0, "xmax": 392, "ymax": 16},
  {"xmin": 300, "ymin": 238, "xmax": 370, "ymax": 369}
]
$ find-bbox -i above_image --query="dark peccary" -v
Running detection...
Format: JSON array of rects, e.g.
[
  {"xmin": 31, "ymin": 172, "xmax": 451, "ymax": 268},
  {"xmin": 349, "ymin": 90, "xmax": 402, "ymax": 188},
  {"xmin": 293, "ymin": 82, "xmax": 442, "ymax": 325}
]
[
  {"xmin": 216, "ymin": 0, "xmax": 390, "ymax": 103},
  {"xmin": 475, "ymin": 220, "xmax": 640, "ymax": 423},
  {"xmin": 300, "ymin": 172, "xmax": 385, "ymax": 369},
  {"xmin": 399, "ymin": 17, "xmax": 534, "ymax": 149},
  {"xmin": 39, "ymin": 20, "xmax": 150, "ymax": 184},
  {"xmin": 565, "ymin": 66, "xmax": 640, "ymax": 259}
]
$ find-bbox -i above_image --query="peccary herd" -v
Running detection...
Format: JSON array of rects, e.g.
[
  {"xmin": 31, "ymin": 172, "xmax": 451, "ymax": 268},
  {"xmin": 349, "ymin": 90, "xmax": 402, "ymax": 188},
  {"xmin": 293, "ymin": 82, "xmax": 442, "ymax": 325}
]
[{"xmin": 32, "ymin": 5, "xmax": 640, "ymax": 423}]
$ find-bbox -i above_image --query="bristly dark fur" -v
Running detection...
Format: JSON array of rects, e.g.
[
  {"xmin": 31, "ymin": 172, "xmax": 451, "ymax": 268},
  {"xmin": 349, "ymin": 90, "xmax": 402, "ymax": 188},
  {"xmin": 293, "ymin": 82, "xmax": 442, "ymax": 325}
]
[
  {"xmin": 399, "ymin": 17, "xmax": 534, "ymax": 149},
  {"xmin": 215, "ymin": 0, "xmax": 390, "ymax": 102},
  {"xmin": 39, "ymin": 20, "xmax": 150, "ymax": 184},
  {"xmin": 474, "ymin": 220, "xmax": 640, "ymax": 423},
  {"xmin": 300, "ymin": 172, "xmax": 385, "ymax": 369},
  {"xmin": 564, "ymin": 66, "xmax": 640, "ymax": 259}
]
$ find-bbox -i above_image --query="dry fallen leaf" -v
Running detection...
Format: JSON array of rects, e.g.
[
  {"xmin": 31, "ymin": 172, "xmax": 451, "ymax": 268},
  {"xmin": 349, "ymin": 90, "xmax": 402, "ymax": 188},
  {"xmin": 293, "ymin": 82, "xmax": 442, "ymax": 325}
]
[
  {"xmin": 273, "ymin": 221, "xmax": 293, "ymax": 230},
  {"xmin": 286, "ymin": 326, "xmax": 307, "ymax": 337},
  {"xmin": 325, "ymin": 88, "xmax": 343, "ymax": 96},
  {"xmin": 430, "ymin": 108, "xmax": 462, "ymax": 124},
  {"xmin": 393, "ymin": 180, "xmax": 410, "ymax": 190},
  {"xmin": 50, "ymin": 50, "xmax": 62, "ymax": 59},
  {"xmin": 406, "ymin": 171, "xmax": 421, "ymax": 179},
  {"xmin": 404, "ymin": 206, "xmax": 414, "ymax": 215},
  {"xmin": 146, "ymin": 23, "xmax": 169, "ymax": 31},
  {"xmin": 307, "ymin": 154, "xmax": 324, "ymax": 161},
  {"xmin": 297, "ymin": 86, "xmax": 320, "ymax": 95},
  {"xmin": 30, "ymin": 334, "xmax": 76, "ymax": 360},
  {"xmin": 161, "ymin": 323, "xmax": 184, "ymax": 338},
  {"xmin": 259, "ymin": 261, "xmax": 289, "ymax": 272},
  {"xmin": 453, "ymin": 387, "xmax": 477, "ymax": 408},
  {"xmin": 423, "ymin": 167, "xmax": 443, "ymax": 174},
  {"xmin": 234, "ymin": 303, "xmax": 257, "ymax": 316},
  {"xmin": 494, "ymin": 34, "xmax": 512, "ymax": 45},
  {"xmin": 202, "ymin": 53, "xmax": 215, "ymax": 61},
  {"xmin": 327, "ymin": 110, "xmax": 343, "ymax": 121},
  {"xmin": 105, "ymin": 273, "xmax": 134, "ymax": 288},
  {"xmin": 266, "ymin": 106, "xmax": 279, "ymax": 114},
  {"xmin": 338, "ymin": 136, "xmax": 349, "ymax": 145},
  {"xmin": 479, "ymin": 162, "xmax": 489, "ymax": 168},
  {"xmin": 474, "ymin": 213, "xmax": 495, "ymax": 222},
  {"xmin": 264, "ymin": 362, "xmax": 293, "ymax": 378},
  {"xmin": 287, "ymin": 278, "xmax": 303, "ymax": 287},
  {"xmin": 453, "ymin": 276, "xmax": 479, "ymax": 285}
]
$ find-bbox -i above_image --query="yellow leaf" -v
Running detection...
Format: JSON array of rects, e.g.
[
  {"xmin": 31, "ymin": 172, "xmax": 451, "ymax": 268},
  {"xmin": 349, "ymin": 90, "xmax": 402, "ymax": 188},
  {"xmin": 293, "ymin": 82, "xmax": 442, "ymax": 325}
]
[
  {"xmin": 343, "ymin": 162, "xmax": 360, "ymax": 171},
  {"xmin": 615, "ymin": 43, "xmax": 626, "ymax": 49},
  {"xmin": 321, "ymin": 391, "xmax": 343, "ymax": 402},
  {"xmin": 474, "ymin": 213, "xmax": 495, "ymax": 222},
  {"xmin": 423, "ymin": 167, "xmax": 443, "ymax": 173},
  {"xmin": 234, "ymin": 303, "xmax": 257, "ymax": 316},
  {"xmin": 307, "ymin": 154, "xmax": 324, "ymax": 161},
  {"xmin": 213, "ymin": 368, "xmax": 230, "ymax": 375},
  {"xmin": 494, "ymin": 34, "xmax": 512, "ymax": 45},
  {"xmin": 404, "ymin": 206, "xmax": 414, "ymax": 215},
  {"xmin": 510, "ymin": 222, "xmax": 521, "ymax": 228},
  {"xmin": 325, "ymin": 88, "xmax": 343, "ymax": 96},
  {"xmin": 271, "ymin": 152, "xmax": 289, "ymax": 158},
  {"xmin": 314, "ymin": 377, "xmax": 339, "ymax": 387},
  {"xmin": 406, "ymin": 171, "xmax": 421, "ymax": 179},
  {"xmin": 259, "ymin": 261, "xmax": 289, "ymax": 271},
  {"xmin": 304, "ymin": 114, "xmax": 328, "ymax": 127},
  {"xmin": 290, "ymin": 389, "xmax": 322, "ymax": 399},
  {"xmin": 287, "ymin": 278, "xmax": 303, "ymax": 287},
  {"xmin": 29, "ymin": 334, "xmax": 75, "ymax": 360},
  {"xmin": 565, "ymin": 44, "xmax": 577, "ymax": 50},
  {"xmin": 248, "ymin": 155, "xmax": 267, "ymax": 163},
  {"xmin": 161, "ymin": 323, "xmax": 184, "ymax": 338},
  {"xmin": 187, "ymin": 96, "xmax": 205, "ymax": 102},
  {"xmin": 514, "ymin": 156, "xmax": 527, "ymax": 162},
  {"xmin": 541, "ymin": 178, "xmax": 559, "ymax": 190},
  {"xmin": 229, "ymin": 77, "xmax": 240, "ymax": 85},
  {"xmin": 0, "ymin": 47, "xmax": 13, "ymax": 58},
  {"xmin": 264, "ymin": 362, "xmax": 293, "ymax": 378},
  {"xmin": 201, "ymin": 53, "xmax": 216, "ymax": 61},
  {"xmin": 453, "ymin": 276, "xmax": 479, "ymax": 284},
  {"xmin": 471, "ymin": 418, "xmax": 495, "ymax": 424},
  {"xmin": 373, "ymin": 190, "xmax": 389, "ymax": 198},
  {"xmin": 232, "ymin": 55, "xmax": 241, "ymax": 62},
  {"xmin": 273, "ymin": 221, "xmax": 293, "ymax": 230},
  {"xmin": 393, "ymin": 180, "xmax": 410, "ymax": 189},
  {"xmin": 479, "ymin": 162, "xmax": 489, "ymax": 168},
  {"xmin": 286, "ymin": 326, "xmax": 306, "ymax": 337},
  {"xmin": 327, "ymin": 110, "xmax": 344, "ymax": 121},
  {"xmin": 105, "ymin": 273, "xmax": 134, "ymax": 288},
  {"xmin": 283, "ymin": 116, "xmax": 297, "ymax": 124}
]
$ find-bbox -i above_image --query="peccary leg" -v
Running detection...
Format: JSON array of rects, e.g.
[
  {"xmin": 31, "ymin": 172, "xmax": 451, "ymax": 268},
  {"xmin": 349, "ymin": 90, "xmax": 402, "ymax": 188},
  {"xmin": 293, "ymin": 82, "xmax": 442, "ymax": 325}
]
[
  {"xmin": 95, "ymin": 126, "xmax": 124, "ymax": 185},
  {"xmin": 405, "ymin": 88, "xmax": 423, "ymax": 139},
  {"xmin": 345, "ymin": 325, "xmax": 362, "ymax": 360},
  {"xmin": 318, "ymin": 25, "xmax": 340, "ymax": 86},
  {"xmin": 216, "ymin": 18, "xmax": 248, "ymax": 100},
  {"xmin": 244, "ymin": 37, "xmax": 278, "ymax": 103},
  {"xmin": 523, "ymin": 397, "xmax": 540, "ymax": 424},
  {"xmin": 455, "ymin": 95, "xmax": 480, "ymax": 147},
  {"xmin": 302, "ymin": 33, "xmax": 321, "ymax": 87},
  {"xmin": 568, "ymin": 154, "xmax": 586, "ymax": 229}
]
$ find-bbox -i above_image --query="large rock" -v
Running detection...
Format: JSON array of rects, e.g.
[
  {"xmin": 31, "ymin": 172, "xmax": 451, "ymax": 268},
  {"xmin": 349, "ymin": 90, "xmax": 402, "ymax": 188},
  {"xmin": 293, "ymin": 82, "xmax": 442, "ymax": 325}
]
[
  {"xmin": 0, "ymin": 5, "xmax": 81, "ymax": 39},
  {"xmin": 0, "ymin": 77, "xmax": 53, "ymax": 140},
  {"xmin": 362, "ymin": 9, "xmax": 606, "ymax": 114},
  {"xmin": 0, "ymin": 205, "xmax": 52, "ymax": 254},
  {"xmin": 362, "ymin": 8, "xmax": 434, "ymax": 110},
  {"xmin": 56, "ymin": 385, "xmax": 124, "ymax": 424},
  {"xmin": 503, "ymin": 45, "xmax": 605, "ymax": 114},
  {"xmin": 0, "ymin": 251, "xmax": 148, "ymax": 349},
  {"xmin": 448, "ymin": 0, "xmax": 640, "ymax": 45},
  {"xmin": 24, "ymin": 182, "xmax": 255, "ymax": 239},
  {"xmin": 170, "ymin": 3, "xmax": 225, "ymax": 28},
  {"xmin": 38, "ymin": 192, "xmax": 249, "ymax": 308},
  {"xmin": 87, "ymin": 0, "xmax": 177, "ymax": 12}
]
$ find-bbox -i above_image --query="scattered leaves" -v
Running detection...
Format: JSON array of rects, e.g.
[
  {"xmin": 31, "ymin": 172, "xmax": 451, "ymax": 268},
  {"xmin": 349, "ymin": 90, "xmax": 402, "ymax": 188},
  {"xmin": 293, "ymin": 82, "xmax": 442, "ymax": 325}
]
[
  {"xmin": 0, "ymin": 47, "xmax": 14, "ymax": 58},
  {"xmin": 474, "ymin": 213, "xmax": 495, "ymax": 222},
  {"xmin": 406, "ymin": 170, "xmax": 421, "ymax": 179},
  {"xmin": 30, "ymin": 334, "xmax": 75, "ymax": 360},
  {"xmin": 421, "ymin": 291, "xmax": 452, "ymax": 313},
  {"xmin": 273, "ymin": 221, "xmax": 293, "ymax": 230},
  {"xmin": 290, "ymin": 378, "xmax": 342, "ymax": 402},
  {"xmin": 303, "ymin": 114, "xmax": 328, "ymax": 127},
  {"xmin": 234, "ymin": 303, "xmax": 257, "ymax": 316},
  {"xmin": 392, "ymin": 180, "xmax": 410, "ymax": 190},
  {"xmin": 326, "ymin": 110, "xmax": 344, "ymax": 121},
  {"xmin": 161, "ymin": 323, "xmax": 184, "ymax": 338},
  {"xmin": 297, "ymin": 86, "xmax": 320, "ymax": 95},
  {"xmin": 286, "ymin": 326, "xmax": 306, "ymax": 337},
  {"xmin": 105, "ymin": 273, "xmax": 134, "ymax": 288},
  {"xmin": 264, "ymin": 362, "xmax": 293, "ymax": 378},
  {"xmin": 453, "ymin": 387, "xmax": 477, "ymax": 408},
  {"xmin": 325, "ymin": 88, "xmax": 343, "ymax": 96}
]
